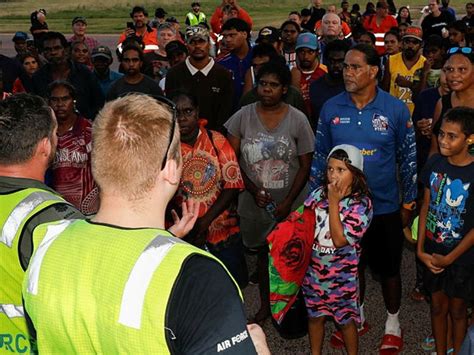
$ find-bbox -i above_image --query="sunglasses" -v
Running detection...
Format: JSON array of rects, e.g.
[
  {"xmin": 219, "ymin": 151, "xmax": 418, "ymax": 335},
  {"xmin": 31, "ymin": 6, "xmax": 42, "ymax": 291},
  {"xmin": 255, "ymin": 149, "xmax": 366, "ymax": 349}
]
[
  {"xmin": 447, "ymin": 47, "xmax": 473, "ymax": 55},
  {"xmin": 117, "ymin": 92, "xmax": 177, "ymax": 170}
]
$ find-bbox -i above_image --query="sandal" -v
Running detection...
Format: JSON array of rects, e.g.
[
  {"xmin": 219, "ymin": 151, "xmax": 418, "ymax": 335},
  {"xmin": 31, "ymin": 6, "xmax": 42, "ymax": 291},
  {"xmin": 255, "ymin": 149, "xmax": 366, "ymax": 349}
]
[
  {"xmin": 329, "ymin": 321, "xmax": 370, "ymax": 349},
  {"xmin": 421, "ymin": 334, "xmax": 435, "ymax": 351},
  {"xmin": 379, "ymin": 330, "xmax": 403, "ymax": 354},
  {"xmin": 409, "ymin": 287, "xmax": 426, "ymax": 302}
]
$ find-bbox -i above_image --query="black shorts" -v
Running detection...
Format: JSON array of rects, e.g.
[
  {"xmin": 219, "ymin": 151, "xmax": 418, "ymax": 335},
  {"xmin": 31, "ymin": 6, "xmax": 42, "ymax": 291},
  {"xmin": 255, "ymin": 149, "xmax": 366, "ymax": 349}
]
[
  {"xmin": 360, "ymin": 211, "xmax": 404, "ymax": 278},
  {"xmin": 423, "ymin": 263, "xmax": 474, "ymax": 301}
]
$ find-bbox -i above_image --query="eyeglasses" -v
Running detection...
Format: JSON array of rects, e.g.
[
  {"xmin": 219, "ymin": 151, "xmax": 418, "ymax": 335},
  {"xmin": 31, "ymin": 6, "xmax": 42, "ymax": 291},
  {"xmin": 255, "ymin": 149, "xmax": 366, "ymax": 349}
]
[
  {"xmin": 117, "ymin": 93, "xmax": 177, "ymax": 171},
  {"xmin": 447, "ymin": 47, "xmax": 473, "ymax": 55}
]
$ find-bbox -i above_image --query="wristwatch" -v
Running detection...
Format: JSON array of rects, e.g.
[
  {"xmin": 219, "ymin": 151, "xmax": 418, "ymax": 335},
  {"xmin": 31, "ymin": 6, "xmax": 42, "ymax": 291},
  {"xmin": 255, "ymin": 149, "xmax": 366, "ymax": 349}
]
[{"xmin": 402, "ymin": 201, "xmax": 416, "ymax": 211}]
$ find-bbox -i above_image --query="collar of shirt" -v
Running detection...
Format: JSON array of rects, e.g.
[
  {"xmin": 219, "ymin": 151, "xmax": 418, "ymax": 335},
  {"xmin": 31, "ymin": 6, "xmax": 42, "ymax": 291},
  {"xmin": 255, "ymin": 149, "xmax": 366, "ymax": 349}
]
[
  {"xmin": 185, "ymin": 57, "xmax": 215, "ymax": 76},
  {"xmin": 337, "ymin": 87, "xmax": 386, "ymax": 111}
]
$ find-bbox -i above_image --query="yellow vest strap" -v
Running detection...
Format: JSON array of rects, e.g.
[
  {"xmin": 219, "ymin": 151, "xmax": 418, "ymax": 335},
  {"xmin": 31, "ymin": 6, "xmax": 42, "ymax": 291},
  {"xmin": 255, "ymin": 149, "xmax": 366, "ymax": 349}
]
[
  {"xmin": 26, "ymin": 220, "xmax": 74, "ymax": 296},
  {"xmin": 1, "ymin": 191, "xmax": 63, "ymax": 248},
  {"xmin": 118, "ymin": 234, "xmax": 187, "ymax": 329},
  {"xmin": 0, "ymin": 303, "xmax": 24, "ymax": 318}
]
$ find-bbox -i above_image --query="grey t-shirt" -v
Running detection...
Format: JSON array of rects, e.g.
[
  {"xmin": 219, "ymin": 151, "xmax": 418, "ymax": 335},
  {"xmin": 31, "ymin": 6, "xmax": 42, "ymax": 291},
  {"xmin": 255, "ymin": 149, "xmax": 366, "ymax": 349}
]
[{"xmin": 225, "ymin": 103, "xmax": 315, "ymax": 219}]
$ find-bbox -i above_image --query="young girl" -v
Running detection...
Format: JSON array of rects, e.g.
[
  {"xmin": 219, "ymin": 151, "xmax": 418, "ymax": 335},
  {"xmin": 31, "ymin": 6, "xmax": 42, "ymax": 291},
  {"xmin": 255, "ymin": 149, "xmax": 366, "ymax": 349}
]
[
  {"xmin": 302, "ymin": 144, "xmax": 373, "ymax": 355},
  {"xmin": 417, "ymin": 106, "xmax": 474, "ymax": 355}
]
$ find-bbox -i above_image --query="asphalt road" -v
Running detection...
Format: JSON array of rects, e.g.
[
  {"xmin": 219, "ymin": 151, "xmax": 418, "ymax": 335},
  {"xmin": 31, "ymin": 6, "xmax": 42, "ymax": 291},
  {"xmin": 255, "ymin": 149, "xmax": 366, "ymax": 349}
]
[{"xmin": 1, "ymin": 31, "xmax": 433, "ymax": 354}]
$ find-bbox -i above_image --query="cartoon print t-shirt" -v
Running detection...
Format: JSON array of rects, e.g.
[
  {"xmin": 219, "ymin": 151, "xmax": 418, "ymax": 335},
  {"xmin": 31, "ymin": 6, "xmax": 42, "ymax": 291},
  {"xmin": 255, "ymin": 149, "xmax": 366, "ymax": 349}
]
[{"xmin": 421, "ymin": 154, "xmax": 474, "ymax": 265}]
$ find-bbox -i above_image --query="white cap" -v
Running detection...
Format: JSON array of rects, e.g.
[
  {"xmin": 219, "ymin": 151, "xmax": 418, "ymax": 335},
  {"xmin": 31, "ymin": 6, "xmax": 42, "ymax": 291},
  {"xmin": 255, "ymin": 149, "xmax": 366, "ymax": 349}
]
[{"xmin": 327, "ymin": 144, "xmax": 364, "ymax": 172}]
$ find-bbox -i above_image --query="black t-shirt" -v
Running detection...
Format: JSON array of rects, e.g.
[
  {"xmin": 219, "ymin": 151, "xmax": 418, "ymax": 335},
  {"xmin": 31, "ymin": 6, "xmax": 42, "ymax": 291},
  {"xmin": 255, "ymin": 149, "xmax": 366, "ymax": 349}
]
[
  {"xmin": 309, "ymin": 76, "xmax": 345, "ymax": 131},
  {"xmin": 421, "ymin": 11, "xmax": 455, "ymax": 40},
  {"xmin": 166, "ymin": 255, "xmax": 256, "ymax": 354},
  {"xmin": 106, "ymin": 75, "xmax": 164, "ymax": 101},
  {"xmin": 421, "ymin": 154, "xmax": 474, "ymax": 264}
]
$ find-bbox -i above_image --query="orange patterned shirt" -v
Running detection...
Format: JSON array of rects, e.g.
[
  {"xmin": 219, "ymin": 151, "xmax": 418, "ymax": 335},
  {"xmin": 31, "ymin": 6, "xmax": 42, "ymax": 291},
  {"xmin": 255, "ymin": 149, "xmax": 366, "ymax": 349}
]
[{"xmin": 173, "ymin": 126, "xmax": 244, "ymax": 245}]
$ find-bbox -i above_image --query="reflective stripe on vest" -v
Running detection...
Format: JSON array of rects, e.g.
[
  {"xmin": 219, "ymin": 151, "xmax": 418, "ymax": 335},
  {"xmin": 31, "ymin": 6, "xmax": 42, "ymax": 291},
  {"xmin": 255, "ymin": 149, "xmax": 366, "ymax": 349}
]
[
  {"xmin": 144, "ymin": 44, "xmax": 159, "ymax": 51},
  {"xmin": 374, "ymin": 33, "xmax": 384, "ymax": 47},
  {"xmin": 0, "ymin": 191, "xmax": 63, "ymax": 248},
  {"xmin": 26, "ymin": 220, "xmax": 74, "ymax": 296},
  {"xmin": 0, "ymin": 303, "xmax": 24, "ymax": 318},
  {"xmin": 118, "ymin": 235, "xmax": 186, "ymax": 329}
]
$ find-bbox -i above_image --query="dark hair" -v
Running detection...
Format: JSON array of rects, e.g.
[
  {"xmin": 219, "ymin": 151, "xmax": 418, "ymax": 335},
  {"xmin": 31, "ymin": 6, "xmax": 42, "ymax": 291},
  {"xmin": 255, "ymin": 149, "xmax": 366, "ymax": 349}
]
[
  {"xmin": 447, "ymin": 20, "xmax": 468, "ymax": 35},
  {"xmin": 384, "ymin": 29, "xmax": 400, "ymax": 41},
  {"xmin": 323, "ymin": 149, "xmax": 370, "ymax": 198},
  {"xmin": 324, "ymin": 39, "xmax": 350, "ymax": 59},
  {"xmin": 221, "ymin": 18, "xmax": 250, "ymax": 36},
  {"xmin": 442, "ymin": 106, "xmax": 474, "ymax": 138},
  {"xmin": 396, "ymin": 6, "xmax": 412, "ymax": 25},
  {"xmin": 168, "ymin": 90, "xmax": 199, "ymax": 109},
  {"xmin": 19, "ymin": 51, "xmax": 41, "ymax": 66},
  {"xmin": 256, "ymin": 61, "xmax": 291, "ymax": 88},
  {"xmin": 301, "ymin": 8, "xmax": 311, "ymax": 16},
  {"xmin": 341, "ymin": 1, "xmax": 349, "ymax": 6},
  {"xmin": 130, "ymin": 6, "xmax": 148, "ymax": 18},
  {"xmin": 289, "ymin": 11, "xmax": 301, "ymax": 18},
  {"xmin": 352, "ymin": 4, "xmax": 360, "ymax": 11},
  {"xmin": 351, "ymin": 43, "xmax": 381, "ymax": 71},
  {"xmin": 191, "ymin": 2, "xmax": 200, "ymax": 7},
  {"xmin": 280, "ymin": 20, "xmax": 301, "ymax": 33},
  {"xmin": 447, "ymin": 48, "xmax": 474, "ymax": 63},
  {"xmin": 425, "ymin": 34, "xmax": 445, "ymax": 50},
  {"xmin": 121, "ymin": 44, "xmax": 144, "ymax": 62},
  {"xmin": 47, "ymin": 80, "xmax": 77, "ymax": 100},
  {"xmin": 0, "ymin": 94, "xmax": 54, "ymax": 164},
  {"xmin": 41, "ymin": 31, "xmax": 68, "ymax": 49},
  {"xmin": 359, "ymin": 31, "xmax": 376, "ymax": 45},
  {"xmin": 252, "ymin": 43, "xmax": 279, "ymax": 60}
]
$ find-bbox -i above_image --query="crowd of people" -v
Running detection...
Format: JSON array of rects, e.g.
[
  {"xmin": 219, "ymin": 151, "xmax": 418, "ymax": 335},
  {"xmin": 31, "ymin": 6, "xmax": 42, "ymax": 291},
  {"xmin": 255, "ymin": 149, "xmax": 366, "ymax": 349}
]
[{"xmin": 0, "ymin": 0, "xmax": 474, "ymax": 354}]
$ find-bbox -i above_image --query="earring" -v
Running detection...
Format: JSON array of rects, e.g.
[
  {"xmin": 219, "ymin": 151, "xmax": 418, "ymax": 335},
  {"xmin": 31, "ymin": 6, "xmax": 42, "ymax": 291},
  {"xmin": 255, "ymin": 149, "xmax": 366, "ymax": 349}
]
[{"xmin": 468, "ymin": 139, "xmax": 473, "ymax": 145}]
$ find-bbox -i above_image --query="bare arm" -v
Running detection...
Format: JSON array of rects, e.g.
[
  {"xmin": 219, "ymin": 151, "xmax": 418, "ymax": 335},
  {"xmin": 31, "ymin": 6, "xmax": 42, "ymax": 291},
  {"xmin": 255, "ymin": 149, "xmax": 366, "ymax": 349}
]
[
  {"xmin": 274, "ymin": 152, "xmax": 312, "ymax": 220},
  {"xmin": 432, "ymin": 229, "xmax": 474, "ymax": 268}
]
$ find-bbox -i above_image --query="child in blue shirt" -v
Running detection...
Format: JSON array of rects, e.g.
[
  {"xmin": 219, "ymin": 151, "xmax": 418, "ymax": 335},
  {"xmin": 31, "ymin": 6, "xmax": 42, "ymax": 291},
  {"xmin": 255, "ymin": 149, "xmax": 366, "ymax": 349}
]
[{"xmin": 417, "ymin": 106, "xmax": 474, "ymax": 355}]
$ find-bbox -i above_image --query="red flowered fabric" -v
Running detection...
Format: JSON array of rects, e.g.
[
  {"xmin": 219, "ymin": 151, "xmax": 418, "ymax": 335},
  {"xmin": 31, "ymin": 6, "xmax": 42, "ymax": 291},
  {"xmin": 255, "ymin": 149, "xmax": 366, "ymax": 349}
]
[{"xmin": 268, "ymin": 204, "xmax": 315, "ymax": 323}]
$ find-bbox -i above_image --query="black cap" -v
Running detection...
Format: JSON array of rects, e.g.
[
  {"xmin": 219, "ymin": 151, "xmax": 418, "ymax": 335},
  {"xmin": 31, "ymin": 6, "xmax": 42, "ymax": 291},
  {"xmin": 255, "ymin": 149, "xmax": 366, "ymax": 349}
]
[
  {"xmin": 256, "ymin": 26, "xmax": 281, "ymax": 44},
  {"xmin": 155, "ymin": 7, "xmax": 167, "ymax": 18},
  {"xmin": 165, "ymin": 40, "xmax": 188, "ymax": 56},
  {"xmin": 12, "ymin": 31, "xmax": 29, "ymax": 42}
]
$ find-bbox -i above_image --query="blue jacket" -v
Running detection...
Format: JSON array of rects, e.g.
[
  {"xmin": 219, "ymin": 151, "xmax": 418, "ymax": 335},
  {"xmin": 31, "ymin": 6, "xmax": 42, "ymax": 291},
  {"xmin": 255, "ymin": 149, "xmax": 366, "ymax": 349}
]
[{"xmin": 310, "ymin": 89, "xmax": 417, "ymax": 215}]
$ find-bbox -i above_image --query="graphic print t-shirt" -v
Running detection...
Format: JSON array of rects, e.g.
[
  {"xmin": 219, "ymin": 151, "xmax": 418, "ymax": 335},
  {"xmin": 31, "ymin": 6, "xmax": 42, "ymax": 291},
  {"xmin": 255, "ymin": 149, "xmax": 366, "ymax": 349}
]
[
  {"xmin": 225, "ymin": 103, "xmax": 314, "ymax": 218},
  {"xmin": 421, "ymin": 154, "xmax": 474, "ymax": 265}
]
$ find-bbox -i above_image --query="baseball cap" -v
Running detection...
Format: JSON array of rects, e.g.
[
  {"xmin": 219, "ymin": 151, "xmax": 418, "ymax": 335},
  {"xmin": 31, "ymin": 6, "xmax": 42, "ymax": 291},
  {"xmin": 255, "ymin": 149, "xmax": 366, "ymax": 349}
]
[
  {"xmin": 155, "ymin": 8, "xmax": 167, "ymax": 18},
  {"xmin": 12, "ymin": 32, "xmax": 29, "ymax": 42},
  {"xmin": 256, "ymin": 27, "xmax": 281, "ymax": 44},
  {"xmin": 72, "ymin": 16, "xmax": 87, "ymax": 25},
  {"xmin": 185, "ymin": 26, "xmax": 210, "ymax": 43},
  {"xmin": 165, "ymin": 40, "xmax": 188, "ymax": 56},
  {"xmin": 327, "ymin": 144, "xmax": 364, "ymax": 172},
  {"xmin": 403, "ymin": 26, "xmax": 423, "ymax": 42},
  {"xmin": 295, "ymin": 32, "xmax": 319, "ymax": 51},
  {"xmin": 91, "ymin": 45, "xmax": 113, "ymax": 61}
]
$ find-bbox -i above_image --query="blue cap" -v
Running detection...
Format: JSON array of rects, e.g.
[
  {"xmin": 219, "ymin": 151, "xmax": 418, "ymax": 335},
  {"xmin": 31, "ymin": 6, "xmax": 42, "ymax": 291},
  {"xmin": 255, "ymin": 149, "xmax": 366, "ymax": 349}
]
[
  {"xmin": 295, "ymin": 32, "xmax": 319, "ymax": 51},
  {"xmin": 12, "ymin": 31, "xmax": 29, "ymax": 42}
]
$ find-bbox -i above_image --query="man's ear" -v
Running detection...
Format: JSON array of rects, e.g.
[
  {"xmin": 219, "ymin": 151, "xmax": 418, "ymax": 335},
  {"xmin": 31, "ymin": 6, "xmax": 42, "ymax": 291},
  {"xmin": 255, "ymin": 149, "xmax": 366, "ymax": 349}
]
[
  {"xmin": 369, "ymin": 65, "xmax": 379, "ymax": 80},
  {"xmin": 161, "ymin": 158, "xmax": 180, "ymax": 186},
  {"xmin": 36, "ymin": 136, "xmax": 52, "ymax": 160}
]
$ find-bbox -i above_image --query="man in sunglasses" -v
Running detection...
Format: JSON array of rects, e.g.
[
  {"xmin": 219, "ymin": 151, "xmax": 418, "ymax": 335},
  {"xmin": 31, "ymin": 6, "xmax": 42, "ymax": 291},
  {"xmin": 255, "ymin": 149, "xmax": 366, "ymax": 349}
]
[
  {"xmin": 382, "ymin": 26, "xmax": 427, "ymax": 115},
  {"xmin": 22, "ymin": 94, "xmax": 269, "ymax": 354}
]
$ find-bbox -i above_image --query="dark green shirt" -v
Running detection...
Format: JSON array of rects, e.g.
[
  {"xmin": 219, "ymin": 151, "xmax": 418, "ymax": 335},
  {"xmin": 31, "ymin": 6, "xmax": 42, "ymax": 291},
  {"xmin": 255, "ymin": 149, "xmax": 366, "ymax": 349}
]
[{"xmin": 0, "ymin": 176, "xmax": 83, "ymax": 270}]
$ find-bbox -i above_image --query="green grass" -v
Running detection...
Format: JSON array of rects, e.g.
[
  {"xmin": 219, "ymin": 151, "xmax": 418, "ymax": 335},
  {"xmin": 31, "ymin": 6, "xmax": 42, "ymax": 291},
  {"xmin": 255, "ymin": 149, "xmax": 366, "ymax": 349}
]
[{"xmin": 0, "ymin": 0, "xmax": 465, "ymax": 33}]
